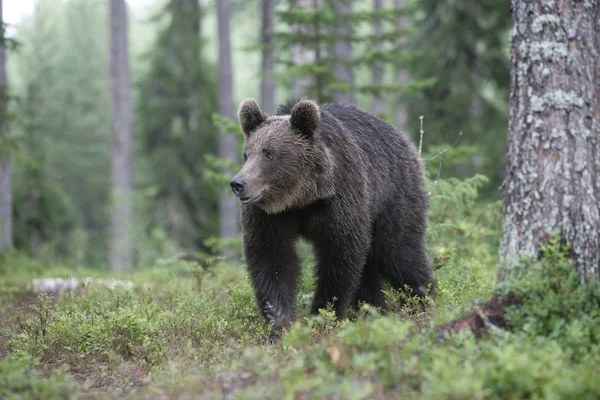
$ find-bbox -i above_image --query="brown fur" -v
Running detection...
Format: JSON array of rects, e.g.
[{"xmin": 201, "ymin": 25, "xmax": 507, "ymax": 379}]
[{"xmin": 232, "ymin": 98, "xmax": 434, "ymax": 339}]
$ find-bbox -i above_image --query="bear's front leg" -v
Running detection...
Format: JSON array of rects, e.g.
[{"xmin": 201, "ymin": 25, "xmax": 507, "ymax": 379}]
[{"xmin": 242, "ymin": 207, "xmax": 300, "ymax": 341}]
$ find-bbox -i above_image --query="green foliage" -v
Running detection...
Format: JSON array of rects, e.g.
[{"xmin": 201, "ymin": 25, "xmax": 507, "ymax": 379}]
[
  {"xmin": 10, "ymin": 289, "xmax": 166, "ymax": 367},
  {"xmin": 7, "ymin": 262, "xmax": 267, "ymax": 379},
  {"xmin": 2, "ymin": 1, "xmax": 597, "ymax": 399},
  {"xmin": 137, "ymin": 0, "xmax": 220, "ymax": 255},
  {"xmin": 501, "ymin": 238, "xmax": 600, "ymax": 362},
  {"xmin": 10, "ymin": 0, "xmax": 111, "ymax": 265},
  {"xmin": 419, "ymin": 336, "xmax": 600, "ymax": 400},
  {"xmin": 421, "ymin": 144, "xmax": 502, "ymax": 319},
  {"xmin": 406, "ymin": 0, "xmax": 511, "ymax": 194},
  {"xmin": 12, "ymin": 165, "xmax": 80, "ymax": 262},
  {"xmin": 3, "ymin": 218, "xmax": 600, "ymax": 398},
  {"xmin": 274, "ymin": 0, "xmax": 433, "ymax": 105},
  {"xmin": 427, "ymin": 171, "xmax": 501, "ymax": 261},
  {"xmin": 0, "ymin": 354, "xmax": 74, "ymax": 400},
  {"xmin": 203, "ymin": 113, "xmax": 244, "ymax": 187},
  {"xmin": 201, "ymin": 113, "xmax": 245, "ymax": 257}
]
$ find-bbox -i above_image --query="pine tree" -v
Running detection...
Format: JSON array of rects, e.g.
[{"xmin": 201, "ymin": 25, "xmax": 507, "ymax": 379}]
[
  {"xmin": 137, "ymin": 0, "xmax": 219, "ymax": 252},
  {"xmin": 109, "ymin": 0, "xmax": 134, "ymax": 271},
  {"xmin": 217, "ymin": 0, "xmax": 240, "ymax": 251},
  {"xmin": 0, "ymin": 0, "xmax": 12, "ymax": 252},
  {"xmin": 371, "ymin": 0, "xmax": 385, "ymax": 115},
  {"xmin": 275, "ymin": 0, "xmax": 429, "ymax": 110},
  {"xmin": 500, "ymin": 0, "xmax": 600, "ymax": 282},
  {"xmin": 392, "ymin": 0, "xmax": 409, "ymax": 132},
  {"xmin": 331, "ymin": 0, "xmax": 354, "ymax": 104},
  {"xmin": 260, "ymin": 0, "xmax": 276, "ymax": 114}
]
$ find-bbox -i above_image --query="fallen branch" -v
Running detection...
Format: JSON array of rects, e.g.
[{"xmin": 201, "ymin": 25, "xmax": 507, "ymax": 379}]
[
  {"xmin": 437, "ymin": 292, "xmax": 520, "ymax": 339},
  {"xmin": 29, "ymin": 277, "xmax": 135, "ymax": 295}
]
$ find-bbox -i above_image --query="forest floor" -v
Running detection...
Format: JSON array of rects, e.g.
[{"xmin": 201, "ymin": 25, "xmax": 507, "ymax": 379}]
[{"xmin": 1, "ymin": 243, "xmax": 599, "ymax": 399}]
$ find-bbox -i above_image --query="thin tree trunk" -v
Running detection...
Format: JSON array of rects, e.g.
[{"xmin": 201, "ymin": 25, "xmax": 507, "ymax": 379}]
[
  {"xmin": 332, "ymin": 0, "xmax": 354, "ymax": 105},
  {"xmin": 260, "ymin": 0, "xmax": 276, "ymax": 114},
  {"xmin": 290, "ymin": 0, "xmax": 315, "ymax": 99},
  {"xmin": 371, "ymin": 0, "xmax": 385, "ymax": 115},
  {"xmin": 109, "ymin": 0, "xmax": 133, "ymax": 271},
  {"xmin": 217, "ymin": 0, "xmax": 239, "ymax": 249},
  {"xmin": 393, "ymin": 0, "xmax": 408, "ymax": 133},
  {"xmin": 0, "ymin": 0, "xmax": 12, "ymax": 252},
  {"xmin": 500, "ymin": 0, "xmax": 600, "ymax": 283}
]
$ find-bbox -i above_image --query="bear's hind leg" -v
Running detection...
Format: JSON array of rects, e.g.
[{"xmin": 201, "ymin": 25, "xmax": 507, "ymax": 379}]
[
  {"xmin": 388, "ymin": 236, "xmax": 435, "ymax": 297},
  {"xmin": 353, "ymin": 253, "xmax": 385, "ymax": 310},
  {"xmin": 375, "ymin": 216, "xmax": 435, "ymax": 298}
]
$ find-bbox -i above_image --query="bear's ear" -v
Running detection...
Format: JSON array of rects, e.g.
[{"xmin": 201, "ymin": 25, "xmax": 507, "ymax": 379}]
[
  {"xmin": 238, "ymin": 99, "xmax": 267, "ymax": 138},
  {"xmin": 290, "ymin": 100, "xmax": 320, "ymax": 139}
]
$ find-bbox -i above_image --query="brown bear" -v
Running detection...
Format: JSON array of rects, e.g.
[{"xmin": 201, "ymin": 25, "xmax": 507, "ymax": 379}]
[{"xmin": 231, "ymin": 98, "xmax": 434, "ymax": 336}]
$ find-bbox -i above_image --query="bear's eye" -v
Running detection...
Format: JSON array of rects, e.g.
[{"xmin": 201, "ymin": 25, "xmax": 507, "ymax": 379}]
[
  {"xmin": 243, "ymin": 152, "xmax": 248, "ymax": 162},
  {"xmin": 264, "ymin": 151, "xmax": 273, "ymax": 160}
]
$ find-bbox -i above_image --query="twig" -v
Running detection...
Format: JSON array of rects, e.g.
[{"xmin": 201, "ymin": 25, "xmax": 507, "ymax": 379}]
[
  {"xmin": 422, "ymin": 130, "xmax": 463, "ymax": 161},
  {"xmin": 418, "ymin": 116, "xmax": 424, "ymax": 156},
  {"xmin": 424, "ymin": 130, "xmax": 463, "ymax": 197},
  {"xmin": 428, "ymin": 147, "xmax": 443, "ymax": 197},
  {"xmin": 416, "ymin": 115, "xmax": 463, "ymax": 197}
]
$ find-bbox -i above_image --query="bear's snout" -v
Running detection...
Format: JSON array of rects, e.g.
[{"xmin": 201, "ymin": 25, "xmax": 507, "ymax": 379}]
[{"xmin": 230, "ymin": 177, "xmax": 246, "ymax": 197}]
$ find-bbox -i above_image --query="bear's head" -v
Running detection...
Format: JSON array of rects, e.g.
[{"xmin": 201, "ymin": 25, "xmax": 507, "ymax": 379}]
[{"xmin": 230, "ymin": 99, "xmax": 333, "ymax": 214}]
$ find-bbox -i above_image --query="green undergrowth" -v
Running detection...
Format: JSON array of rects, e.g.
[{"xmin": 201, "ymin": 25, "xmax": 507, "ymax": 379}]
[
  {"xmin": 0, "ymin": 354, "xmax": 74, "ymax": 400},
  {"xmin": 2, "ymin": 242, "xmax": 599, "ymax": 399}
]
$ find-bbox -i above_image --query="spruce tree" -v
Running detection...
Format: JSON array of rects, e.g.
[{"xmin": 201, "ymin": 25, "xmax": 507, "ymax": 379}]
[
  {"xmin": 275, "ymin": 0, "xmax": 431, "ymax": 114},
  {"xmin": 137, "ymin": 0, "xmax": 219, "ymax": 252},
  {"xmin": 406, "ymin": 0, "xmax": 511, "ymax": 192}
]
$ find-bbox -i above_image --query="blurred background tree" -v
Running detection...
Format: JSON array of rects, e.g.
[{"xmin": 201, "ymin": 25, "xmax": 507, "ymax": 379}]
[
  {"xmin": 406, "ymin": 0, "xmax": 511, "ymax": 195},
  {"xmin": 216, "ymin": 0, "xmax": 239, "ymax": 255},
  {"xmin": 137, "ymin": 0, "xmax": 219, "ymax": 255},
  {"xmin": 2, "ymin": 0, "xmax": 512, "ymax": 269},
  {"xmin": 108, "ymin": 0, "xmax": 134, "ymax": 272},
  {"xmin": 0, "ymin": 0, "xmax": 12, "ymax": 253}
]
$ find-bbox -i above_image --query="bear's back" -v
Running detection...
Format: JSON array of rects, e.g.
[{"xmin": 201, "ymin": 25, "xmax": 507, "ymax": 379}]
[{"xmin": 320, "ymin": 103, "xmax": 427, "ymax": 222}]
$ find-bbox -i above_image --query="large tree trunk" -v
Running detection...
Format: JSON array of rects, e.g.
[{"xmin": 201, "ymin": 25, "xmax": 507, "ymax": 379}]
[
  {"xmin": 0, "ymin": 0, "xmax": 12, "ymax": 252},
  {"xmin": 331, "ymin": 0, "xmax": 354, "ymax": 105},
  {"xmin": 371, "ymin": 0, "xmax": 385, "ymax": 116},
  {"xmin": 108, "ymin": 0, "xmax": 133, "ymax": 271},
  {"xmin": 393, "ymin": 0, "xmax": 408, "ymax": 133},
  {"xmin": 500, "ymin": 0, "xmax": 600, "ymax": 283},
  {"xmin": 217, "ymin": 0, "xmax": 239, "ymax": 248},
  {"xmin": 260, "ymin": 0, "xmax": 276, "ymax": 114}
]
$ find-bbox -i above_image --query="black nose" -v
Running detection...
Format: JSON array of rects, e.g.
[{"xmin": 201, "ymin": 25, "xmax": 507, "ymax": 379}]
[{"xmin": 230, "ymin": 177, "xmax": 245, "ymax": 197}]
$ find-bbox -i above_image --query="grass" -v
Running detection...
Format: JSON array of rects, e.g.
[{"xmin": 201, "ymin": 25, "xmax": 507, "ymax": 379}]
[{"xmin": 2, "ymin": 240, "xmax": 599, "ymax": 399}]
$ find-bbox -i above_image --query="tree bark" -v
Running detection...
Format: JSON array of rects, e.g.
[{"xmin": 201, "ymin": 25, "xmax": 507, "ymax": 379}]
[
  {"xmin": 371, "ymin": 0, "xmax": 385, "ymax": 115},
  {"xmin": 108, "ymin": 0, "xmax": 133, "ymax": 271},
  {"xmin": 0, "ymin": 0, "xmax": 12, "ymax": 252},
  {"xmin": 217, "ymin": 0, "xmax": 240, "ymax": 247},
  {"xmin": 393, "ymin": 0, "xmax": 408, "ymax": 133},
  {"xmin": 500, "ymin": 0, "xmax": 600, "ymax": 283},
  {"xmin": 290, "ymin": 0, "xmax": 316, "ymax": 99},
  {"xmin": 332, "ymin": 0, "xmax": 354, "ymax": 105},
  {"xmin": 260, "ymin": 0, "xmax": 276, "ymax": 114}
]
